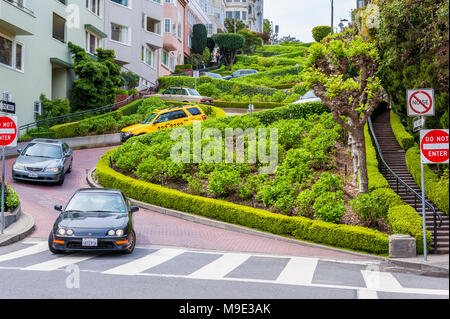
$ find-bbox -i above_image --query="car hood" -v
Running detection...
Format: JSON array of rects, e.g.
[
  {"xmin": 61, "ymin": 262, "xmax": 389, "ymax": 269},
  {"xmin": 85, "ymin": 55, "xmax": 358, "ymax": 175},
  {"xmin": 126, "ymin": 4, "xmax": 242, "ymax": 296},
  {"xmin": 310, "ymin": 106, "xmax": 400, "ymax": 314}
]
[
  {"xmin": 58, "ymin": 211, "xmax": 129, "ymax": 229},
  {"xmin": 15, "ymin": 156, "xmax": 61, "ymax": 168},
  {"xmin": 122, "ymin": 124, "xmax": 148, "ymax": 133}
]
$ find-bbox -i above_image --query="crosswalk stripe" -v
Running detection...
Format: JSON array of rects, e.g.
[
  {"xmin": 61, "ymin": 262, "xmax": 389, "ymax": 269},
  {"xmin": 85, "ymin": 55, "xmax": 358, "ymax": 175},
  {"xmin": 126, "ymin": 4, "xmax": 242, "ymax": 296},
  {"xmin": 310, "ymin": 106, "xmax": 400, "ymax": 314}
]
[
  {"xmin": 357, "ymin": 289, "xmax": 379, "ymax": 299},
  {"xmin": 275, "ymin": 257, "xmax": 318, "ymax": 285},
  {"xmin": 0, "ymin": 242, "xmax": 48, "ymax": 263},
  {"xmin": 102, "ymin": 248, "xmax": 185, "ymax": 275},
  {"xmin": 23, "ymin": 252, "xmax": 101, "ymax": 271},
  {"xmin": 361, "ymin": 270, "xmax": 403, "ymax": 290},
  {"xmin": 188, "ymin": 253, "xmax": 250, "ymax": 279}
]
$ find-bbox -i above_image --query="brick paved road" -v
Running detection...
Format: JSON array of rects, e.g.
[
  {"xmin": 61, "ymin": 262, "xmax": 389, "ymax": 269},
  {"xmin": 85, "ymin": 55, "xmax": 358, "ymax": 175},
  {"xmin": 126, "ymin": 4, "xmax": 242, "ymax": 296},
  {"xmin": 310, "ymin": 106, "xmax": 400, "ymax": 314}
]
[{"xmin": 4, "ymin": 146, "xmax": 376, "ymax": 260}]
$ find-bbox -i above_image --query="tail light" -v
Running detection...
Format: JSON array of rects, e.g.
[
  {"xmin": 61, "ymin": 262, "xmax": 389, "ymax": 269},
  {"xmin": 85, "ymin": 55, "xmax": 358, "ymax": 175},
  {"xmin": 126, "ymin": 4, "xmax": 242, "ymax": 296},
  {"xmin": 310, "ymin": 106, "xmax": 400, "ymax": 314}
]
[{"xmin": 200, "ymin": 99, "xmax": 206, "ymax": 103}]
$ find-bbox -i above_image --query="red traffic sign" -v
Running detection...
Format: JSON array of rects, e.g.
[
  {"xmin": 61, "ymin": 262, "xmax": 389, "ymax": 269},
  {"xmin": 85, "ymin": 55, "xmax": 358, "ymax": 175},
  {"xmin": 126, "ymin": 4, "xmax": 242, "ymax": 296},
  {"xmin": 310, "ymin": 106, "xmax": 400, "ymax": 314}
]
[
  {"xmin": 0, "ymin": 115, "xmax": 18, "ymax": 147},
  {"xmin": 407, "ymin": 89, "xmax": 434, "ymax": 117},
  {"xmin": 420, "ymin": 129, "xmax": 449, "ymax": 164}
]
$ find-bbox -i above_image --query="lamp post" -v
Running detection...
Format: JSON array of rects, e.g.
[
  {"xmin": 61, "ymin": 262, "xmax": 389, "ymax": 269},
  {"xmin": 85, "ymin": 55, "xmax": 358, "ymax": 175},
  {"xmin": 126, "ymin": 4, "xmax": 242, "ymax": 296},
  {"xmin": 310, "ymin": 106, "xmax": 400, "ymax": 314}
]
[{"xmin": 330, "ymin": 0, "xmax": 334, "ymax": 35}]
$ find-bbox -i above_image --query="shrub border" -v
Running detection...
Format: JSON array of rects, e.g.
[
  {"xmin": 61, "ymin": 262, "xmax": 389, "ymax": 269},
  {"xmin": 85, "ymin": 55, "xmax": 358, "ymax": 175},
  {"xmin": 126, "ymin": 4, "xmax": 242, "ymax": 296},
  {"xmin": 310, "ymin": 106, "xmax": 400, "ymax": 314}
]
[
  {"xmin": 97, "ymin": 149, "xmax": 389, "ymax": 255},
  {"xmin": 390, "ymin": 110, "xmax": 415, "ymax": 150}
]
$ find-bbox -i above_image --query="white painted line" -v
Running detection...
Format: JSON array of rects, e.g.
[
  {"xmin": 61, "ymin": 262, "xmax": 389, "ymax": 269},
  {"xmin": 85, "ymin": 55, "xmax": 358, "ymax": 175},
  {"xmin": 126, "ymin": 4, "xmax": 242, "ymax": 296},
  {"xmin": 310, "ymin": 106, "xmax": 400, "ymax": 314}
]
[
  {"xmin": 357, "ymin": 289, "xmax": 379, "ymax": 299},
  {"xmin": 423, "ymin": 143, "xmax": 449, "ymax": 150},
  {"xmin": 276, "ymin": 257, "xmax": 318, "ymax": 285},
  {"xmin": 0, "ymin": 129, "xmax": 15, "ymax": 134},
  {"xmin": 361, "ymin": 270, "xmax": 403, "ymax": 290},
  {"xmin": 188, "ymin": 253, "xmax": 250, "ymax": 279},
  {"xmin": 0, "ymin": 242, "xmax": 48, "ymax": 263},
  {"xmin": 102, "ymin": 248, "xmax": 185, "ymax": 276},
  {"xmin": 23, "ymin": 252, "xmax": 100, "ymax": 271}
]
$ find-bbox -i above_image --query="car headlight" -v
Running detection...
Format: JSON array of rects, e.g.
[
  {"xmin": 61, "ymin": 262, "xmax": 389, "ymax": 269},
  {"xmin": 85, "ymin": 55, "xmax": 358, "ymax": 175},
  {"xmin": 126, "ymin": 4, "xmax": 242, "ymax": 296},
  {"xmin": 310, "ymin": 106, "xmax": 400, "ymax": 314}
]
[
  {"xmin": 66, "ymin": 229, "xmax": 74, "ymax": 236},
  {"xmin": 13, "ymin": 163, "xmax": 25, "ymax": 170},
  {"xmin": 107, "ymin": 229, "xmax": 115, "ymax": 236},
  {"xmin": 45, "ymin": 167, "xmax": 61, "ymax": 173},
  {"xmin": 116, "ymin": 229, "xmax": 124, "ymax": 237},
  {"xmin": 57, "ymin": 228, "xmax": 66, "ymax": 236}
]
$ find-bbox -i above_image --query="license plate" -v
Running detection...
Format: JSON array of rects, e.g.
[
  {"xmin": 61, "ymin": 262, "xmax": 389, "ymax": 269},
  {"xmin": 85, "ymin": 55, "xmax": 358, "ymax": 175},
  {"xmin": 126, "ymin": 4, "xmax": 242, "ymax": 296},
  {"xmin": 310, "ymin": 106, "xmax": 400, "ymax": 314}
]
[
  {"xmin": 28, "ymin": 172, "xmax": 38, "ymax": 178},
  {"xmin": 82, "ymin": 238, "xmax": 98, "ymax": 247}
]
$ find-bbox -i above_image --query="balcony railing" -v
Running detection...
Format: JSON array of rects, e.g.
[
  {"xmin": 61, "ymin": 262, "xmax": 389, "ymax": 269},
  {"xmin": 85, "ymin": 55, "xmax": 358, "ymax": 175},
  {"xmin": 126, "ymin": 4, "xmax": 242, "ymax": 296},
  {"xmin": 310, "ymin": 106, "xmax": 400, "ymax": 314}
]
[{"xmin": 4, "ymin": 0, "xmax": 34, "ymax": 15}]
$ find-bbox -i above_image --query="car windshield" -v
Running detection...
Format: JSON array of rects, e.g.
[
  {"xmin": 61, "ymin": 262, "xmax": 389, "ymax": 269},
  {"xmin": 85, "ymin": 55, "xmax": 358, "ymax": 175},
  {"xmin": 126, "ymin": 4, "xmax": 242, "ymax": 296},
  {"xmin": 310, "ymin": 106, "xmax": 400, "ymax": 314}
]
[
  {"xmin": 65, "ymin": 192, "xmax": 127, "ymax": 214},
  {"xmin": 188, "ymin": 89, "xmax": 201, "ymax": 96},
  {"xmin": 143, "ymin": 113, "xmax": 158, "ymax": 124},
  {"xmin": 302, "ymin": 90, "xmax": 317, "ymax": 99},
  {"xmin": 22, "ymin": 143, "xmax": 62, "ymax": 159}
]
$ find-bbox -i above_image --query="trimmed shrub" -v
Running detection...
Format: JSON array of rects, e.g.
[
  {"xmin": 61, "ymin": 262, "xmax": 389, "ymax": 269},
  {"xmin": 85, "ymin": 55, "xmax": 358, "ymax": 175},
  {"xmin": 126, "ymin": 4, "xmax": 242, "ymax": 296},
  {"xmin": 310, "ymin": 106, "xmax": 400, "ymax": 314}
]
[
  {"xmin": 390, "ymin": 110, "xmax": 414, "ymax": 150},
  {"xmin": 406, "ymin": 146, "xmax": 449, "ymax": 215},
  {"xmin": 312, "ymin": 26, "xmax": 332, "ymax": 42},
  {"xmin": 387, "ymin": 204, "xmax": 433, "ymax": 254},
  {"xmin": 97, "ymin": 150, "xmax": 389, "ymax": 254},
  {"xmin": 192, "ymin": 24, "xmax": 208, "ymax": 54}
]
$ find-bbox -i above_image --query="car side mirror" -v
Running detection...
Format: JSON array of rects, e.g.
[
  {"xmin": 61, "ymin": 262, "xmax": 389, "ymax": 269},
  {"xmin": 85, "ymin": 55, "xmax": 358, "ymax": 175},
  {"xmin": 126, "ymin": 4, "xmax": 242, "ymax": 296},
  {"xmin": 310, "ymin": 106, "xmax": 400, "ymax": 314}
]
[
  {"xmin": 54, "ymin": 205, "xmax": 63, "ymax": 212},
  {"xmin": 130, "ymin": 206, "xmax": 139, "ymax": 213},
  {"xmin": 17, "ymin": 148, "xmax": 22, "ymax": 154}
]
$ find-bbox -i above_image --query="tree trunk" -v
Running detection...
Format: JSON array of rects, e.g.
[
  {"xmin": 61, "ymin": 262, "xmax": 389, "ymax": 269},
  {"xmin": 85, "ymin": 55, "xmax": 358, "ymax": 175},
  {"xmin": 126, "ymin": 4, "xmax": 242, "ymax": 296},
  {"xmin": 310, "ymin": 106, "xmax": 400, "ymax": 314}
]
[{"xmin": 353, "ymin": 126, "xmax": 369, "ymax": 194}]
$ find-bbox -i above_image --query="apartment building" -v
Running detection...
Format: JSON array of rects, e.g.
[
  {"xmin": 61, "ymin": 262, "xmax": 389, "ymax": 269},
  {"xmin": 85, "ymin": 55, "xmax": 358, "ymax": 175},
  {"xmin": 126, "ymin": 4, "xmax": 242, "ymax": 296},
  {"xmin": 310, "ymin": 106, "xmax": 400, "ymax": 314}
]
[
  {"xmin": 0, "ymin": 0, "xmax": 106, "ymax": 127},
  {"xmin": 224, "ymin": 0, "xmax": 263, "ymax": 33},
  {"xmin": 185, "ymin": 0, "xmax": 214, "ymax": 57},
  {"xmin": 104, "ymin": 0, "xmax": 164, "ymax": 89}
]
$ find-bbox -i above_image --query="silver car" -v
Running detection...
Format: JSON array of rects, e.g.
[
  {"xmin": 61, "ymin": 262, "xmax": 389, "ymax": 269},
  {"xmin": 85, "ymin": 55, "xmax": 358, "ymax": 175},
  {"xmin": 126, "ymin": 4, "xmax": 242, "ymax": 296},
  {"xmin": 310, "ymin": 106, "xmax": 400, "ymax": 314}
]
[
  {"xmin": 292, "ymin": 90, "xmax": 322, "ymax": 104},
  {"xmin": 12, "ymin": 139, "xmax": 73, "ymax": 185}
]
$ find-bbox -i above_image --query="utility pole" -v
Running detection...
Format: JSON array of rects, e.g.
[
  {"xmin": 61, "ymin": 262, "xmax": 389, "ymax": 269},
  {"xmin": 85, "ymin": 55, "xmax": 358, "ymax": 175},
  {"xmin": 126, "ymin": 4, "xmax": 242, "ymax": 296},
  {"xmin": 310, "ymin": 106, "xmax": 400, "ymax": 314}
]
[{"xmin": 330, "ymin": 0, "xmax": 334, "ymax": 35}]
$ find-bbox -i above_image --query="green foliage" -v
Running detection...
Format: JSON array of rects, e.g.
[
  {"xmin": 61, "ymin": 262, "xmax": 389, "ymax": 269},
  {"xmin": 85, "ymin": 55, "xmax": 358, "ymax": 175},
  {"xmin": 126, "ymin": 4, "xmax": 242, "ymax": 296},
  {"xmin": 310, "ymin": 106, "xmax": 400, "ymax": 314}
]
[
  {"xmin": 313, "ymin": 191, "xmax": 346, "ymax": 223},
  {"xmin": 5, "ymin": 184, "xmax": 19, "ymax": 210},
  {"xmin": 312, "ymin": 26, "xmax": 332, "ymax": 42},
  {"xmin": 212, "ymin": 33, "xmax": 245, "ymax": 67},
  {"xmin": 119, "ymin": 71, "xmax": 139, "ymax": 89},
  {"xmin": 192, "ymin": 24, "xmax": 208, "ymax": 54},
  {"xmin": 207, "ymin": 169, "xmax": 241, "ymax": 198},
  {"xmin": 350, "ymin": 193, "xmax": 386, "ymax": 226},
  {"xmin": 224, "ymin": 18, "xmax": 246, "ymax": 34},
  {"xmin": 237, "ymin": 28, "xmax": 264, "ymax": 54},
  {"xmin": 390, "ymin": 110, "xmax": 414, "ymax": 150},
  {"xmin": 68, "ymin": 42, "xmax": 122, "ymax": 111},
  {"xmin": 37, "ymin": 94, "xmax": 71, "ymax": 121}
]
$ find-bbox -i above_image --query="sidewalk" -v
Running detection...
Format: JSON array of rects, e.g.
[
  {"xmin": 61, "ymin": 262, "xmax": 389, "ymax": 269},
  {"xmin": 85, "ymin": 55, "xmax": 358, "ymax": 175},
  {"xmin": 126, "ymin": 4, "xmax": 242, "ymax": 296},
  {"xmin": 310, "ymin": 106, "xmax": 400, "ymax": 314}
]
[{"xmin": 0, "ymin": 210, "xmax": 34, "ymax": 247}]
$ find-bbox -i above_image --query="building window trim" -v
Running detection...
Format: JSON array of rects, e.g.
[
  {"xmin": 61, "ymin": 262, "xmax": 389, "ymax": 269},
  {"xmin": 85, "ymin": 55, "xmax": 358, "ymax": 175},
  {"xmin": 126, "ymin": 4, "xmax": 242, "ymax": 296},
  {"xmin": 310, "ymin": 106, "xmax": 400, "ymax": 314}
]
[{"xmin": 0, "ymin": 32, "xmax": 24, "ymax": 73}]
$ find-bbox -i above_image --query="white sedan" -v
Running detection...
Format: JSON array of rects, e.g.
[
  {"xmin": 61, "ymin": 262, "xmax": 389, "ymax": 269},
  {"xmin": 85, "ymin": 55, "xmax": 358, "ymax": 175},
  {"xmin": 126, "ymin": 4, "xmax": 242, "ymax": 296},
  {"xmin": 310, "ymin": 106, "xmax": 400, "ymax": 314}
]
[{"xmin": 292, "ymin": 90, "xmax": 322, "ymax": 104}]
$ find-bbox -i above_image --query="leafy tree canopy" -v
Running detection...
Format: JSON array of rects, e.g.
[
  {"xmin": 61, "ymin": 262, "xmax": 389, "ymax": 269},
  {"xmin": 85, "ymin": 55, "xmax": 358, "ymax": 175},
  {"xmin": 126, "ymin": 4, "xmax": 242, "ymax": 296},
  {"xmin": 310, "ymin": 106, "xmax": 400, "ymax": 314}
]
[
  {"xmin": 312, "ymin": 26, "xmax": 332, "ymax": 42},
  {"xmin": 225, "ymin": 18, "xmax": 246, "ymax": 33}
]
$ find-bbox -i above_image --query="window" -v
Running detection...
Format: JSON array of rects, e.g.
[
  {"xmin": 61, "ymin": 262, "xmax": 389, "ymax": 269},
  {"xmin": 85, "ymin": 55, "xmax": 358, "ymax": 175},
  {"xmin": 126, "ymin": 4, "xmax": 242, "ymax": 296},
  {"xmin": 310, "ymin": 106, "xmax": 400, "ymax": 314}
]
[
  {"xmin": 187, "ymin": 107, "xmax": 201, "ymax": 116},
  {"xmin": 52, "ymin": 13, "xmax": 66, "ymax": 43},
  {"xmin": 164, "ymin": 19, "xmax": 171, "ymax": 33},
  {"xmin": 225, "ymin": 11, "xmax": 233, "ymax": 19},
  {"xmin": 242, "ymin": 11, "xmax": 247, "ymax": 20},
  {"xmin": 234, "ymin": 11, "xmax": 240, "ymax": 20},
  {"xmin": 86, "ymin": 0, "xmax": 101, "ymax": 16},
  {"xmin": 144, "ymin": 15, "xmax": 161, "ymax": 35},
  {"xmin": 15, "ymin": 43, "xmax": 23, "ymax": 71},
  {"xmin": 111, "ymin": 23, "xmax": 129, "ymax": 44},
  {"xmin": 162, "ymin": 50, "xmax": 169, "ymax": 66},
  {"xmin": 169, "ymin": 54, "xmax": 175, "ymax": 70},
  {"xmin": 34, "ymin": 101, "xmax": 41, "ymax": 117},
  {"xmin": 86, "ymin": 32, "xmax": 101, "ymax": 54},
  {"xmin": 142, "ymin": 46, "xmax": 155, "ymax": 68},
  {"xmin": 0, "ymin": 35, "xmax": 13, "ymax": 67},
  {"xmin": 111, "ymin": 0, "xmax": 129, "ymax": 7},
  {"xmin": 168, "ymin": 110, "xmax": 188, "ymax": 121}
]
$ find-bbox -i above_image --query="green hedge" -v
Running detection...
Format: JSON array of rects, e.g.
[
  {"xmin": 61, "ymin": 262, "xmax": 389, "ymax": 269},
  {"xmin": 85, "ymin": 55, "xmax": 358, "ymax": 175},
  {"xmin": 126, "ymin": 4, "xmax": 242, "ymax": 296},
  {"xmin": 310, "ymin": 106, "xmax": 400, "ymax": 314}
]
[
  {"xmin": 405, "ymin": 146, "xmax": 449, "ymax": 215},
  {"xmin": 365, "ymin": 125, "xmax": 390, "ymax": 191},
  {"xmin": 50, "ymin": 99, "xmax": 143, "ymax": 138},
  {"xmin": 390, "ymin": 110, "xmax": 415, "ymax": 150},
  {"xmin": 97, "ymin": 150, "xmax": 389, "ymax": 255},
  {"xmin": 387, "ymin": 204, "xmax": 433, "ymax": 254},
  {"xmin": 158, "ymin": 76, "xmax": 279, "ymax": 98},
  {"xmin": 213, "ymin": 101, "xmax": 288, "ymax": 109}
]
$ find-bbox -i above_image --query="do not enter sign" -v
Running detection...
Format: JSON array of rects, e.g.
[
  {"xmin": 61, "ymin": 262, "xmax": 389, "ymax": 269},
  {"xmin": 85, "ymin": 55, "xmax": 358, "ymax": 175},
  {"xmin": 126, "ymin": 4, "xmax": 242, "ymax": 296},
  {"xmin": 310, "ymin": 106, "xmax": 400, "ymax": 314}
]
[
  {"xmin": 420, "ymin": 129, "xmax": 449, "ymax": 164},
  {"xmin": 0, "ymin": 115, "xmax": 18, "ymax": 147}
]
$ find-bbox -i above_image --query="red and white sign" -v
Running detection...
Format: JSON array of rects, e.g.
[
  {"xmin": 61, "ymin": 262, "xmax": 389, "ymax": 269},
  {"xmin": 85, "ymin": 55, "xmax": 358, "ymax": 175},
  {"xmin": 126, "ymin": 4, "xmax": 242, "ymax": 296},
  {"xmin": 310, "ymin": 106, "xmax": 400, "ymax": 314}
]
[
  {"xmin": 0, "ymin": 115, "xmax": 18, "ymax": 147},
  {"xmin": 407, "ymin": 89, "xmax": 434, "ymax": 117},
  {"xmin": 420, "ymin": 129, "xmax": 449, "ymax": 164}
]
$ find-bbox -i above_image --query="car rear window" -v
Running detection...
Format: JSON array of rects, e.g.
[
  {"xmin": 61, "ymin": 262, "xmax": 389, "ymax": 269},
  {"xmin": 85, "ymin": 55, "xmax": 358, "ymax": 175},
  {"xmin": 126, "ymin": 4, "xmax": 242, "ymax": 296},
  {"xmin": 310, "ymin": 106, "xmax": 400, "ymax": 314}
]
[
  {"xmin": 187, "ymin": 107, "xmax": 202, "ymax": 116},
  {"xmin": 188, "ymin": 89, "xmax": 201, "ymax": 96},
  {"xmin": 168, "ymin": 110, "xmax": 188, "ymax": 121}
]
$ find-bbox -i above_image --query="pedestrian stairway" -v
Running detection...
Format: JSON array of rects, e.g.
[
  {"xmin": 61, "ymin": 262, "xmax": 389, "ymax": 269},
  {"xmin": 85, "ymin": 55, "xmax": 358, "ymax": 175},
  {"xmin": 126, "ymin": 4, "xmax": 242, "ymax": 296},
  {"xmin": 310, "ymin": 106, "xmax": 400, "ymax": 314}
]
[
  {"xmin": 0, "ymin": 240, "xmax": 448, "ymax": 298},
  {"xmin": 370, "ymin": 109, "xmax": 449, "ymax": 254}
]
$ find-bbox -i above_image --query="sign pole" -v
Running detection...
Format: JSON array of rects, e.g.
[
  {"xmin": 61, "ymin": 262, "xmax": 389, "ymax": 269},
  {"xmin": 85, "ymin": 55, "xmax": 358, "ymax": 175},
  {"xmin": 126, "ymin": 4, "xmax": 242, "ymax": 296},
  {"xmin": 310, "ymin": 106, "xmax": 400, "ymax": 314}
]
[
  {"xmin": 1, "ymin": 146, "xmax": 5, "ymax": 235},
  {"xmin": 421, "ymin": 161, "xmax": 427, "ymax": 262}
]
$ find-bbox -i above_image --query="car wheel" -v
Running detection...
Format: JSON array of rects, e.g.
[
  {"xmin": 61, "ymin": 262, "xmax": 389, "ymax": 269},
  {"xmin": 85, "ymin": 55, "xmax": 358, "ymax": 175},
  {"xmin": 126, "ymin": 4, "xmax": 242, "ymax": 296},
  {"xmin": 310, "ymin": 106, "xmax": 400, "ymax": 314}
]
[
  {"xmin": 67, "ymin": 161, "xmax": 72, "ymax": 174},
  {"xmin": 48, "ymin": 232, "xmax": 65, "ymax": 254},
  {"xmin": 123, "ymin": 231, "xmax": 136, "ymax": 254},
  {"xmin": 57, "ymin": 171, "xmax": 65, "ymax": 185}
]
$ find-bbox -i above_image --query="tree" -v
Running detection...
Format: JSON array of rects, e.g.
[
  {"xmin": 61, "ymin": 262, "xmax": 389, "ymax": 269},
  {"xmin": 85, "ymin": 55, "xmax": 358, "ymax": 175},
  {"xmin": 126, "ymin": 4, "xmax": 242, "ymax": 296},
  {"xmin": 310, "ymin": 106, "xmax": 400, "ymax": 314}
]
[
  {"xmin": 212, "ymin": 33, "xmax": 245, "ymax": 67},
  {"xmin": 263, "ymin": 19, "xmax": 272, "ymax": 36},
  {"xmin": 37, "ymin": 94, "xmax": 71, "ymax": 120},
  {"xmin": 237, "ymin": 28, "xmax": 263, "ymax": 54},
  {"xmin": 224, "ymin": 18, "xmax": 246, "ymax": 33},
  {"xmin": 303, "ymin": 29, "xmax": 384, "ymax": 194},
  {"xmin": 312, "ymin": 25, "xmax": 332, "ymax": 42},
  {"xmin": 206, "ymin": 37, "xmax": 216, "ymax": 53},
  {"xmin": 192, "ymin": 24, "xmax": 208, "ymax": 54},
  {"xmin": 120, "ymin": 71, "xmax": 139, "ymax": 90},
  {"xmin": 375, "ymin": 0, "xmax": 449, "ymax": 130},
  {"xmin": 68, "ymin": 42, "xmax": 122, "ymax": 111}
]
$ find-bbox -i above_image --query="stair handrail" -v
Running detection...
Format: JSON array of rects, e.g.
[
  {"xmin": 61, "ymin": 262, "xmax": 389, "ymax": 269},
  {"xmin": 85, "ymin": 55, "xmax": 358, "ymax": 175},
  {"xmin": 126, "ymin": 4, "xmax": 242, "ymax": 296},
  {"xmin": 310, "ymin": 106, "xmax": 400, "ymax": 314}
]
[
  {"xmin": 368, "ymin": 115, "xmax": 443, "ymax": 253},
  {"xmin": 19, "ymin": 94, "xmax": 138, "ymax": 135}
]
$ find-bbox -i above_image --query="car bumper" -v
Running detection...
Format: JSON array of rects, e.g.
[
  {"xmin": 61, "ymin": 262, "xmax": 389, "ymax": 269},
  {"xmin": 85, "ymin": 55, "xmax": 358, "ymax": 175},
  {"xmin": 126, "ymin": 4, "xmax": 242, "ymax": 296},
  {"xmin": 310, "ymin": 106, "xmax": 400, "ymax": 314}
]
[
  {"xmin": 120, "ymin": 132, "xmax": 134, "ymax": 143},
  {"xmin": 51, "ymin": 235, "xmax": 132, "ymax": 252},
  {"xmin": 12, "ymin": 169, "xmax": 62, "ymax": 183}
]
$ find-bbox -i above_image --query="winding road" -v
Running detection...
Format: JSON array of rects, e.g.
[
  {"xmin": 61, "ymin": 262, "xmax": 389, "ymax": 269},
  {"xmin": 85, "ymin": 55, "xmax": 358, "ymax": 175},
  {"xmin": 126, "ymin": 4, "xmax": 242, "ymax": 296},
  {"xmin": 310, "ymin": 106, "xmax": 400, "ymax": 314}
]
[{"xmin": 5, "ymin": 145, "xmax": 372, "ymax": 260}]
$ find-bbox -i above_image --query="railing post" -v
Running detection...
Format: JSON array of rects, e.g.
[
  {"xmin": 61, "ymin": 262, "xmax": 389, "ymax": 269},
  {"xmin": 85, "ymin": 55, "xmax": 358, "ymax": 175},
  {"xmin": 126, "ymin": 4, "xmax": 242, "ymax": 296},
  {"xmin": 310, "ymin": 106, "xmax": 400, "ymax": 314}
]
[{"xmin": 433, "ymin": 210, "xmax": 438, "ymax": 254}]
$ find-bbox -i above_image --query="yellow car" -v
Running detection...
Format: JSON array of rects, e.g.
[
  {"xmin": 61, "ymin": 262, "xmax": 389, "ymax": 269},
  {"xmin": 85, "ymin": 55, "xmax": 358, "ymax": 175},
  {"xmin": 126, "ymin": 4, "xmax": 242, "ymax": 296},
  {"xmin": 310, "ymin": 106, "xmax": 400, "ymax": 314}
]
[{"xmin": 120, "ymin": 105, "xmax": 207, "ymax": 142}]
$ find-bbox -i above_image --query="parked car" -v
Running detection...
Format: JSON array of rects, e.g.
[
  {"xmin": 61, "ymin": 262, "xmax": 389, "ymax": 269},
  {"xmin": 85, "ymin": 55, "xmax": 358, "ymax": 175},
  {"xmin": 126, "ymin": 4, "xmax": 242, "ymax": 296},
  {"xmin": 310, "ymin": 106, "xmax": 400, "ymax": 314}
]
[
  {"xmin": 292, "ymin": 90, "xmax": 322, "ymax": 104},
  {"xmin": 223, "ymin": 69, "xmax": 258, "ymax": 80},
  {"xmin": 12, "ymin": 139, "xmax": 73, "ymax": 185},
  {"xmin": 201, "ymin": 72, "xmax": 223, "ymax": 80},
  {"xmin": 150, "ymin": 87, "xmax": 214, "ymax": 105},
  {"xmin": 49, "ymin": 188, "xmax": 139, "ymax": 254},
  {"xmin": 120, "ymin": 105, "xmax": 207, "ymax": 142}
]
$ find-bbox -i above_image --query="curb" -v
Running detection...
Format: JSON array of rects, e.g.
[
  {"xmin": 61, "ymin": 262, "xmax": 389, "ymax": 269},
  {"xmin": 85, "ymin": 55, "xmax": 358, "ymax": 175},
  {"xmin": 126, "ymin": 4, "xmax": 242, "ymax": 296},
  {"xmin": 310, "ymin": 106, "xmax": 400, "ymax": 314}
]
[
  {"xmin": 0, "ymin": 211, "xmax": 35, "ymax": 247},
  {"xmin": 87, "ymin": 167, "xmax": 449, "ymax": 278}
]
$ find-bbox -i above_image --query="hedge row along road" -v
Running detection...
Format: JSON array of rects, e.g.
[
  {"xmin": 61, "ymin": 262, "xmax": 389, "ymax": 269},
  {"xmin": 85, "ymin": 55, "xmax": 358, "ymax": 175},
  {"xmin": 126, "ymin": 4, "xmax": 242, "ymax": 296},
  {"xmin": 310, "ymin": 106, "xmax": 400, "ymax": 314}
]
[{"xmin": 4, "ymin": 146, "xmax": 374, "ymax": 260}]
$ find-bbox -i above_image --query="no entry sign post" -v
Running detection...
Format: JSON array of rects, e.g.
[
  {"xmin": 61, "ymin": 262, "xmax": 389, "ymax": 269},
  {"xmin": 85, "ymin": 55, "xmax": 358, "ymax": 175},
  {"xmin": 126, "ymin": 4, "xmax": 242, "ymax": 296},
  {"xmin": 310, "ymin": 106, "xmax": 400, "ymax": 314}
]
[
  {"xmin": 420, "ymin": 129, "xmax": 449, "ymax": 261},
  {"xmin": 0, "ymin": 114, "xmax": 18, "ymax": 234}
]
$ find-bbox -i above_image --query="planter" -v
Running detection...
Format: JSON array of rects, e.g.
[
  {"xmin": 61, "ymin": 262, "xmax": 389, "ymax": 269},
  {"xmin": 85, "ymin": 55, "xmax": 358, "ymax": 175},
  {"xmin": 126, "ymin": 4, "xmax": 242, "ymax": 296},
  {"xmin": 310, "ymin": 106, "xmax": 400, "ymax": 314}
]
[{"xmin": 4, "ymin": 203, "xmax": 22, "ymax": 229}]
